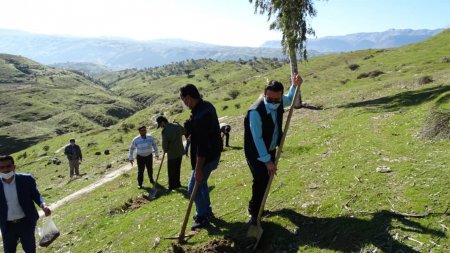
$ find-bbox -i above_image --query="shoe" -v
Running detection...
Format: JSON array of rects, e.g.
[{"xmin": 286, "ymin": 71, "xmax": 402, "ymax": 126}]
[
  {"xmin": 150, "ymin": 179, "xmax": 155, "ymax": 184},
  {"xmin": 262, "ymin": 210, "xmax": 271, "ymax": 217},
  {"xmin": 248, "ymin": 216, "xmax": 257, "ymax": 225},
  {"xmin": 193, "ymin": 212, "xmax": 214, "ymax": 221},
  {"xmin": 191, "ymin": 216, "xmax": 209, "ymax": 230},
  {"xmin": 166, "ymin": 189, "xmax": 174, "ymax": 194},
  {"xmin": 138, "ymin": 185, "xmax": 143, "ymax": 189}
]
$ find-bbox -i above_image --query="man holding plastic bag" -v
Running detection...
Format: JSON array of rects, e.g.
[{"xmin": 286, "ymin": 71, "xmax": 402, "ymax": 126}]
[{"xmin": 0, "ymin": 155, "xmax": 51, "ymax": 253}]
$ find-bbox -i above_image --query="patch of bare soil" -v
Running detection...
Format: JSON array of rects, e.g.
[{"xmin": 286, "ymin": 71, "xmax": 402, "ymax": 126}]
[
  {"xmin": 420, "ymin": 110, "xmax": 450, "ymax": 139},
  {"xmin": 170, "ymin": 238, "xmax": 241, "ymax": 253},
  {"xmin": 109, "ymin": 196, "xmax": 149, "ymax": 215}
]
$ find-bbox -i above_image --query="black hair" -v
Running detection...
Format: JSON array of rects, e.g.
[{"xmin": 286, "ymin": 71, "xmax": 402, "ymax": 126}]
[
  {"xmin": 138, "ymin": 125, "xmax": 146, "ymax": 131},
  {"xmin": 180, "ymin": 84, "xmax": 201, "ymax": 99},
  {"xmin": 264, "ymin": 80, "xmax": 284, "ymax": 94},
  {"xmin": 0, "ymin": 155, "xmax": 14, "ymax": 165}
]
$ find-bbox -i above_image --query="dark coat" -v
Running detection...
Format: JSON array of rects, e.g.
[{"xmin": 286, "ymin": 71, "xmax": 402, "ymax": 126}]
[
  {"xmin": 244, "ymin": 97, "xmax": 284, "ymax": 161},
  {"xmin": 0, "ymin": 173, "xmax": 44, "ymax": 233}
]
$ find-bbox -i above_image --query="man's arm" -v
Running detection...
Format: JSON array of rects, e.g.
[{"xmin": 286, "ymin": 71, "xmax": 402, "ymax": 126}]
[
  {"xmin": 283, "ymin": 73, "xmax": 303, "ymax": 107},
  {"xmin": 128, "ymin": 138, "xmax": 136, "ymax": 164},
  {"xmin": 78, "ymin": 145, "xmax": 82, "ymax": 161},
  {"xmin": 28, "ymin": 175, "xmax": 50, "ymax": 215},
  {"xmin": 249, "ymin": 111, "xmax": 271, "ymax": 163},
  {"xmin": 151, "ymin": 136, "xmax": 159, "ymax": 158}
]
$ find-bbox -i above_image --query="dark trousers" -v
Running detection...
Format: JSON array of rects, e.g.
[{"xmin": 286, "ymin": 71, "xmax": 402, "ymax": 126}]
[
  {"xmin": 167, "ymin": 157, "xmax": 182, "ymax": 189},
  {"xmin": 2, "ymin": 220, "xmax": 36, "ymax": 253},
  {"xmin": 247, "ymin": 150, "xmax": 275, "ymax": 218},
  {"xmin": 136, "ymin": 154, "xmax": 153, "ymax": 186},
  {"xmin": 223, "ymin": 133, "xmax": 230, "ymax": 147}
]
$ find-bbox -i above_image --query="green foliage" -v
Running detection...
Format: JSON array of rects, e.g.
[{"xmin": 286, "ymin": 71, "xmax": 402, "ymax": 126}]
[{"xmin": 250, "ymin": 0, "xmax": 317, "ymax": 59}]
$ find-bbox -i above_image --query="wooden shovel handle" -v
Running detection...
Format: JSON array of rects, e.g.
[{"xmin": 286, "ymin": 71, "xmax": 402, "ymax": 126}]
[{"xmin": 178, "ymin": 181, "xmax": 199, "ymax": 242}]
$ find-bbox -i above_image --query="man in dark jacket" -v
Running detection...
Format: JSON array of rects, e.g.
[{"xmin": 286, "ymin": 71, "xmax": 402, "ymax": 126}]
[
  {"xmin": 244, "ymin": 73, "xmax": 302, "ymax": 224},
  {"xmin": 180, "ymin": 84, "xmax": 222, "ymax": 230},
  {"xmin": 64, "ymin": 138, "xmax": 83, "ymax": 178},
  {"xmin": 0, "ymin": 155, "xmax": 51, "ymax": 253},
  {"xmin": 157, "ymin": 115, "xmax": 186, "ymax": 191},
  {"xmin": 220, "ymin": 123, "xmax": 231, "ymax": 148}
]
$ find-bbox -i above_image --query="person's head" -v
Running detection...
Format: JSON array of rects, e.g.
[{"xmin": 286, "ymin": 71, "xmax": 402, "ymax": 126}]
[
  {"xmin": 69, "ymin": 138, "xmax": 76, "ymax": 145},
  {"xmin": 138, "ymin": 126, "xmax": 147, "ymax": 136},
  {"xmin": 263, "ymin": 80, "xmax": 284, "ymax": 111},
  {"xmin": 225, "ymin": 125, "xmax": 231, "ymax": 133},
  {"xmin": 0, "ymin": 155, "xmax": 16, "ymax": 180},
  {"xmin": 156, "ymin": 115, "xmax": 168, "ymax": 129},
  {"xmin": 180, "ymin": 84, "xmax": 201, "ymax": 109}
]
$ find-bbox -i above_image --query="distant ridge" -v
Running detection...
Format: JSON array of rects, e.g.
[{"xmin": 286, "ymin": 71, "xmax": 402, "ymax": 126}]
[
  {"xmin": 0, "ymin": 29, "xmax": 287, "ymax": 70},
  {"xmin": 261, "ymin": 28, "xmax": 445, "ymax": 52}
]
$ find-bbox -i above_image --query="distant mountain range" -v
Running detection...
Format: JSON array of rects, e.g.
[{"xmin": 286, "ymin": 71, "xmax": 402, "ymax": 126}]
[
  {"xmin": 0, "ymin": 29, "xmax": 288, "ymax": 70},
  {"xmin": 0, "ymin": 28, "xmax": 444, "ymax": 70},
  {"xmin": 262, "ymin": 28, "xmax": 444, "ymax": 52}
]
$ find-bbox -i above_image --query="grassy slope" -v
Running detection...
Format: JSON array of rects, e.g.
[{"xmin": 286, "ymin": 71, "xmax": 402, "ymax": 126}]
[
  {"xmin": 6, "ymin": 30, "xmax": 450, "ymax": 252},
  {"xmin": 0, "ymin": 54, "xmax": 141, "ymax": 154}
]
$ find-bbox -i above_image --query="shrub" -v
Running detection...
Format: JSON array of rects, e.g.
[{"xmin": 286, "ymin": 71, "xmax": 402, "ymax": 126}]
[
  {"xmin": 340, "ymin": 79, "xmax": 350, "ymax": 84},
  {"xmin": 222, "ymin": 105, "xmax": 228, "ymax": 111},
  {"xmin": 234, "ymin": 103, "xmax": 241, "ymax": 109},
  {"xmin": 348, "ymin": 64, "xmax": 360, "ymax": 71},
  {"xmin": 441, "ymin": 57, "xmax": 450, "ymax": 63},
  {"xmin": 357, "ymin": 72, "xmax": 369, "ymax": 79},
  {"xmin": 369, "ymin": 70, "xmax": 384, "ymax": 78},
  {"xmin": 228, "ymin": 90, "xmax": 240, "ymax": 100},
  {"xmin": 42, "ymin": 145, "xmax": 50, "ymax": 151},
  {"xmin": 18, "ymin": 152, "xmax": 27, "ymax": 160},
  {"xmin": 418, "ymin": 76, "xmax": 433, "ymax": 85}
]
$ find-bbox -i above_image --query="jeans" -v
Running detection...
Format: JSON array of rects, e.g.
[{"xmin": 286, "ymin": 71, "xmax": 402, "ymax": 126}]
[{"xmin": 188, "ymin": 156, "xmax": 220, "ymax": 217}]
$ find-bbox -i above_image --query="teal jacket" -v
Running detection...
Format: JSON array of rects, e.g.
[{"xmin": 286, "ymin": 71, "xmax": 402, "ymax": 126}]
[{"xmin": 161, "ymin": 123, "xmax": 186, "ymax": 160}]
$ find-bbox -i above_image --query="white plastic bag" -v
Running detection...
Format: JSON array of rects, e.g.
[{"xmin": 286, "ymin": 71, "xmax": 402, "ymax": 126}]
[{"xmin": 38, "ymin": 216, "xmax": 60, "ymax": 247}]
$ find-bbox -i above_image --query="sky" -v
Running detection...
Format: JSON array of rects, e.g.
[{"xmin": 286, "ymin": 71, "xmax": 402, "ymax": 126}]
[{"xmin": 0, "ymin": 0, "xmax": 449, "ymax": 47}]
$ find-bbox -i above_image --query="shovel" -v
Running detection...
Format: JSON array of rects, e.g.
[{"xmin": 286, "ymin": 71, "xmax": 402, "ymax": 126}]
[
  {"xmin": 177, "ymin": 181, "xmax": 199, "ymax": 243},
  {"xmin": 247, "ymin": 76, "xmax": 301, "ymax": 250},
  {"xmin": 148, "ymin": 152, "xmax": 165, "ymax": 200}
]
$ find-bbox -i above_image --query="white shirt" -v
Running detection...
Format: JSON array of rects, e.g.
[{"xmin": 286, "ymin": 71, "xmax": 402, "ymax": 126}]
[
  {"xmin": 128, "ymin": 134, "xmax": 159, "ymax": 160},
  {"xmin": 1, "ymin": 176, "xmax": 26, "ymax": 221}
]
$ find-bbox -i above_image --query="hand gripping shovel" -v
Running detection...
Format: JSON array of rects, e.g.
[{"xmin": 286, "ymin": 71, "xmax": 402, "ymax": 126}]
[
  {"xmin": 247, "ymin": 76, "xmax": 301, "ymax": 250},
  {"xmin": 177, "ymin": 181, "xmax": 199, "ymax": 242},
  {"xmin": 148, "ymin": 152, "xmax": 165, "ymax": 200}
]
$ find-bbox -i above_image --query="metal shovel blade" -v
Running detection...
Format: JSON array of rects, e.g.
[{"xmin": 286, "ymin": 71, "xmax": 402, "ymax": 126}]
[
  {"xmin": 247, "ymin": 223, "xmax": 263, "ymax": 250},
  {"xmin": 148, "ymin": 188, "xmax": 157, "ymax": 200},
  {"xmin": 163, "ymin": 230, "xmax": 198, "ymax": 240}
]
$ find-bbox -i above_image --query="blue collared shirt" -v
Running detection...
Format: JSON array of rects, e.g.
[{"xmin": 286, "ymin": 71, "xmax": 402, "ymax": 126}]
[{"xmin": 249, "ymin": 85, "xmax": 300, "ymax": 163}]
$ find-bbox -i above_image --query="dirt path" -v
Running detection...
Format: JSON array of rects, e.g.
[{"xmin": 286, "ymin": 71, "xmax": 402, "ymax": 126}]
[{"xmin": 38, "ymin": 162, "xmax": 138, "ymax": 216}]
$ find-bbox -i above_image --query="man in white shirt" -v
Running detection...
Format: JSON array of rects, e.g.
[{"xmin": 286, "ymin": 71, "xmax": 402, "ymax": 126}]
[{"xmin": 128, "ymin": 126, "xmax": 160, "ymax": 189}]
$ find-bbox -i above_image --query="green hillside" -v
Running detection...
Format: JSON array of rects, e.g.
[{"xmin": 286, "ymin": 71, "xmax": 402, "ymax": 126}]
[
  {"xmin": 5, "ymin": 30, "xmax": 450, "ymax": 252},
  {"xmin": 0, "ymin": 54, "xmax": 141, "ymax": 154}
]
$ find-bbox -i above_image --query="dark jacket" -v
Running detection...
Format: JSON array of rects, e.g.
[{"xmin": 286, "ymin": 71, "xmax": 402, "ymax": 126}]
[
  {"xmin": 0, "ymin": 173, "xmax": 44, "ymax": 233},
  {"xmin": 189, "ymin": 99, "xmax": 222, "ymax": 169},
  {"xmin": 64, "ymin": 144, "xmax": 82, "ymax": 161},
  {"xmin": 244, "ymin": 97, "xmax": 283, "ymax": 161},
  {"xmin": 162, "ymin": 123, "xmax": 186, "ymax": 160}
]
